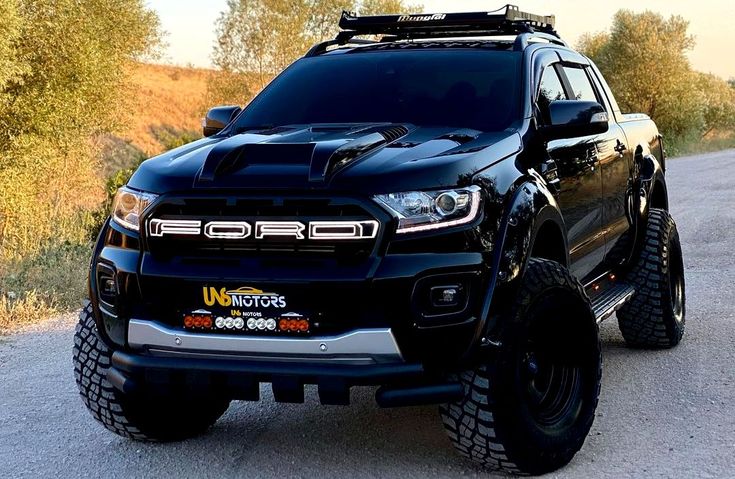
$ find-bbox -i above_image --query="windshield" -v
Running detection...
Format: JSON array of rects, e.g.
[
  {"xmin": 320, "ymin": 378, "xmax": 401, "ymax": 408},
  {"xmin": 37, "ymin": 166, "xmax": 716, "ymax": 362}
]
[{"xmin": 233, "ymin": 49, "xmax": 521, "ymax": 132}]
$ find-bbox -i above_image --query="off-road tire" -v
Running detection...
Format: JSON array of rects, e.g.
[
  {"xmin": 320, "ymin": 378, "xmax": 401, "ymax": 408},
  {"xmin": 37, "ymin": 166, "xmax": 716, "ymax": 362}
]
[
  {"xmin": 440, "ymin": 259, "xmax": 601, "ymax": 475},
  {"xmin": 617, "ymin": 208, "xmax": 685, "ymax": 348},
  {"xmin": 73, "ymin": 302, "xmax": 230, "ymax": 441}
]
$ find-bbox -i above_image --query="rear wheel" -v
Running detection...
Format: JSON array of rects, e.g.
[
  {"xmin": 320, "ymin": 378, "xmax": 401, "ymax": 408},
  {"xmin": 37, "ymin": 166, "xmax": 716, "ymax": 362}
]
[
  {"xmin": 73, "ymin": 302, "xmax": 230, "ymax": 441},
  {"xmin": 617, "ymin": 208, "xmax": 685, "ymax": 348},
  {"xmin": 440, "ymin": 259, "xmax": 601, "ymax": 475}
]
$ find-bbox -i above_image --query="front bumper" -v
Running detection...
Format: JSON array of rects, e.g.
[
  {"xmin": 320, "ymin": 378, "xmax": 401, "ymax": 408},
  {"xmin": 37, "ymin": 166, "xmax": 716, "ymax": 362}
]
[
  {"xmin": 109, "ymin": 317, "xmax": 466, "ymax": 407},
  {"xmin": 108, "ymin": 347, "xmax": 464, "ymax": 407}
]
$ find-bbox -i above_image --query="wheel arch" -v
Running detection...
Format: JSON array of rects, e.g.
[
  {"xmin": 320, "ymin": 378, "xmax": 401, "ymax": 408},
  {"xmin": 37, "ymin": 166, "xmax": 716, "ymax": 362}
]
[
  {"xmin": 468, "ymin": 177, "xmax": 568, "ymax": 356},
  {"xmin": 529, "ymin": 217, "xmax": 568, "ymax": 267},
  {"xmin": 650, "ymin": 177, "xmax": 669, "ymax": 211},
  {"xmin": 636, "ymin": 151, "xmax": 669, "ymax": 218}
]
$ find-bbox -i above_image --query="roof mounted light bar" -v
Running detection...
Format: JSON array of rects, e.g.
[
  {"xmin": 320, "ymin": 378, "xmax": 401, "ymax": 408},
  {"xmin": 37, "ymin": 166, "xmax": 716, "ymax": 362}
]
[
  {"xmin": 306, "ymin": 4, "xmax": 564, "ymax": 57},
  {"xmin": 339, "ymin": 4, "xmax": 556, "ymax": 37}
]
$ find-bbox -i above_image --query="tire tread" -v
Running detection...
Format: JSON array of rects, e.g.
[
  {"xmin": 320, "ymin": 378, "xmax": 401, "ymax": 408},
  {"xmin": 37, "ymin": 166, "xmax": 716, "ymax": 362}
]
[
  {"xmin": 73, "ymin": 302, "xmax": 228, "ymax": 441},
  {"xmin": 440, "ymin": 259, "xmax": 601, "ymax": 475},
  {"xmin": 617, "ymin": 208, "xmax": 685, "ymax": 348}
]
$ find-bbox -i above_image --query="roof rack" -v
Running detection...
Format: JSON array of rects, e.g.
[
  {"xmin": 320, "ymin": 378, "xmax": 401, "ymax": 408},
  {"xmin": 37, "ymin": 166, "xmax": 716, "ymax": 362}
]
[{"xmin": 306, "ymin": 4, "xmax": 565, "ymax": 57}]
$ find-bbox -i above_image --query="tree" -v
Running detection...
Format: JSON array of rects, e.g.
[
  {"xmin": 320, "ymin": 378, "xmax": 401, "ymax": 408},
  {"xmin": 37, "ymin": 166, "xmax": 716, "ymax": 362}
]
[
  {"xmin": 209, "ymin": 0, "xmax": 422, "ymax": 105},
  {"xmin": 577, "ymin": 10, "xmax": 704, "ymax": 139},
  {"xmin": 0, "ymin": 0, "xmax": 160, "ymax": 257},
  {"xmin": 696, "ymin": 73, "xmax": 735, "ymax": 137}
]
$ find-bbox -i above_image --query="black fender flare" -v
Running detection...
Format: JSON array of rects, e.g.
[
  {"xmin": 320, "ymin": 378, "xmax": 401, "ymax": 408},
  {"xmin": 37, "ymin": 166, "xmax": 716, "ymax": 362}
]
[
  {"xmin": 467, "ymin": 176, "xmax": 567, "ymax": 353},
  {"xmin": 87, "ymin": 218, "xmax": 120, "ymax": 348},
  {"xmin": 637, "ymin": 152, "xmax": 668, "ymax": 214},
  {"xmin": 633, "ymin": 151, "xmax": 668, "ymax": 250}
]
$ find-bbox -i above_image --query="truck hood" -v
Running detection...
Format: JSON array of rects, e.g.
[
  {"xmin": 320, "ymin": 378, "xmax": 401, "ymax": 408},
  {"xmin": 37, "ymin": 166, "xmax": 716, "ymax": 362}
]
[{"xmin": 128, "ymin": 124, "xmax": 522, "ymax": 195}]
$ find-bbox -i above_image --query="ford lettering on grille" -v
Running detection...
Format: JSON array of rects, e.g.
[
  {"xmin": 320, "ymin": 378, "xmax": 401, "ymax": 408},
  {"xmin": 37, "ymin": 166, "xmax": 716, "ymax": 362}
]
[{"xmin": 147, "ymin": 219, "xmax": 379, "ymax": 240}]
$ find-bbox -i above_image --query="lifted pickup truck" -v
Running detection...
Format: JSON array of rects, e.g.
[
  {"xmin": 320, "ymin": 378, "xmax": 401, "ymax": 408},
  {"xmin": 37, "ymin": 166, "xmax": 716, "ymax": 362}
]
[{"xmin": 74, "ymin": 6, "xmax": 686, "ymax": 475}]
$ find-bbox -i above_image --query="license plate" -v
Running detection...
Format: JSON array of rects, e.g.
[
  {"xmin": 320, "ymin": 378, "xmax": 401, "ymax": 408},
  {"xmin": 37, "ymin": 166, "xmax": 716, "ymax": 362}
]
[{"xmin": 182, "ymin": 286, "xmax": 310, "ymax": 334}]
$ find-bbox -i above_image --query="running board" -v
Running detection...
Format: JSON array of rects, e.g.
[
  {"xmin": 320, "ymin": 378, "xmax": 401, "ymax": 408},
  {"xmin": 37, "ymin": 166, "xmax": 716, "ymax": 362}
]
[{"xmin": 591, "ymin": 283, "xmax": 635, "ymax": 323}]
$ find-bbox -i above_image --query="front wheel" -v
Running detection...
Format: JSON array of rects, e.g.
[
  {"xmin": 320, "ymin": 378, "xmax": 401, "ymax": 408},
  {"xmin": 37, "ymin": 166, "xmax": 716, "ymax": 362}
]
[
  {"xmin": 440, "ymin": 259, "xmax": 601, "ymax": 475},
  {"xmin": 73, "ymin": 302, "xmax": 231, "ymax": 441}
]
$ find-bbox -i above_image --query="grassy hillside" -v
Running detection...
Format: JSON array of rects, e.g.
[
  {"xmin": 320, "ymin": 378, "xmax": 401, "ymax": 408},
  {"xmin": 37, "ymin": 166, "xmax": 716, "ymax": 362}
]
[{"xmin": 118, "ymin": 62, "xmax": 212, "ymax": 156}]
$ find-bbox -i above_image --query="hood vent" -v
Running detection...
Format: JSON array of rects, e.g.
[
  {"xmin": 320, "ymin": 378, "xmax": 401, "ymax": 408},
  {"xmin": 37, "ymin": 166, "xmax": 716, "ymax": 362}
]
[
  {"xmin": 350, "ymin": 124, "xmax": 410, "ymax": 143},
  {"xmin": 378, "ymin": 125, "xmax": 410, "ymax": 143},
  {"xmin": 320, "ymin": 124, "xmax": 410, "ymax": 179}
]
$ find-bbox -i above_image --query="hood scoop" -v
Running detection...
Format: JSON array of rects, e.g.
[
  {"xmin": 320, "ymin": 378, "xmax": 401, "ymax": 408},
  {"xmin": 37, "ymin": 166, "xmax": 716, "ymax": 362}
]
[
  {"xmin": 309, "ymin": 124, "xmax": 410, "ymax": 182},
  {"xmin": 198, "ymin": 123, "xmax": 411, "ymax": 185},
  {"xmin": 198, "ymin": 142, "xmax": 315, "ymax": 183}
]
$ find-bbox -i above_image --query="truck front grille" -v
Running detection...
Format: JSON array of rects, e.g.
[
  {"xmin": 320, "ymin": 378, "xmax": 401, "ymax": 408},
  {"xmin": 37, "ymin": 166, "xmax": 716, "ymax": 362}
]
[{"xmin": 143, "ymin": 196, "xmax": 383, "ymax": 260}]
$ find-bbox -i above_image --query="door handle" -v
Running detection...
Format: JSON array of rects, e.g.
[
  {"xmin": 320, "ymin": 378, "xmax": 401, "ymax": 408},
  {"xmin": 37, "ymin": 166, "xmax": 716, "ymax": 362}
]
[
  {"xmin": 585, "ymin": 149, "xmax": 599, "ymax": 171},
  {"xmin": 540, "ymin": 159, "xmax": 561, "ymax": 195},
  {"xmin": 614, "ymin": 140, "xmax": 627, "ymax": 155}
]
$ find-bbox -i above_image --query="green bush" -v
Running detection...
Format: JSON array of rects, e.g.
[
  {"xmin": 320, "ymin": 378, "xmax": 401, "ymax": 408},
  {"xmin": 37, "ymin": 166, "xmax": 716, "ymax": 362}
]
[{"xmin": 0, "ymin": 0, "xmax": 160, "ymax": 259}]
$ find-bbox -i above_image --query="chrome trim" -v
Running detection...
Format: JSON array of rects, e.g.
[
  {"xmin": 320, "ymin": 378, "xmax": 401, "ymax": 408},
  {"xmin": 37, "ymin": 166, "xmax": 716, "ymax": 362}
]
[
  {"xmin": 146, "ymin": 219, "xmax": 379, "ymax": 241},
  {"xmin": 128, "ymin": 319, "xmax": 404, "ymax": 364},
  {"xmin": 592, "ymin": 284, "xmax": 636, "ymax": 324}
]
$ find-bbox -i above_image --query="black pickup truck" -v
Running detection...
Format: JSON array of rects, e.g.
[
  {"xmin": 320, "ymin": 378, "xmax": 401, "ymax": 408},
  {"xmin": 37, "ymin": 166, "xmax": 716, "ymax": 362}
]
[{"xmin": 74, "ymin": 6, "xmax": 686, "ymax": 475}]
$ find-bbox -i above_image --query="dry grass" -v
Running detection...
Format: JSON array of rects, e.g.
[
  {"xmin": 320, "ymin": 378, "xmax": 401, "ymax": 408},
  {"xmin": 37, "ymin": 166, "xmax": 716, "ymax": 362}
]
[
  {"xmin": 0, "ymin": 291, "xmax": 57, "ymax": 335},
  {"xmin": 117, "ymin": 62, "xmax": 213, "ymax": 155},
  {"xmin": 0, "ymin": 242, "xmax": 90, "ymax": 335}
]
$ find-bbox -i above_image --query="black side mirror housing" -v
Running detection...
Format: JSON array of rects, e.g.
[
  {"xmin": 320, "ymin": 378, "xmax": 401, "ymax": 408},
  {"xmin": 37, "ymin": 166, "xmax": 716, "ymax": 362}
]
[
  {"xmin": 202, "ymin": 105, "xmax": 242, "ymax": 137},
  {"xmin": 540, "ymin": 101, "xmax": 609, "ymax": 141}
]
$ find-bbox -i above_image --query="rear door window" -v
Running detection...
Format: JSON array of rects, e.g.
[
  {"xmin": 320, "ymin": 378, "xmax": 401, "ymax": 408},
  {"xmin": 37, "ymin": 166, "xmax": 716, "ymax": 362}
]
[{"xmin": 562, "ymin": 66, "xmax": 598, "ymax": 102}]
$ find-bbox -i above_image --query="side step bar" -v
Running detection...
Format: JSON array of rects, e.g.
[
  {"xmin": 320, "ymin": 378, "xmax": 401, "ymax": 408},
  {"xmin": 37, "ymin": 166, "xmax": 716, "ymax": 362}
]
[{"xmin": 591, "ymin": 283, "xmax": 635, "ymax": 323}]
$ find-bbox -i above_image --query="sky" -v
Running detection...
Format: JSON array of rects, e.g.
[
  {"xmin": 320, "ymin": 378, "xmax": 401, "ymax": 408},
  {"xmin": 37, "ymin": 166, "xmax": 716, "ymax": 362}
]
[{"xmin": 147, "ymin": 0, "xmax": 735, "ymax": 79}]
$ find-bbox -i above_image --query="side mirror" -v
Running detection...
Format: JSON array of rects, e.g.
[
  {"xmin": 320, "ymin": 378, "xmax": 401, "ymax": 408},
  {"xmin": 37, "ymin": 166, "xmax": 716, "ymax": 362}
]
[
  {"xmin": 540, "ymin": 101, "xmax": 609, "ymax": 141},
  {"xmin": 202, "ymin": 105, "xmax": 242, "ymax": 137}
]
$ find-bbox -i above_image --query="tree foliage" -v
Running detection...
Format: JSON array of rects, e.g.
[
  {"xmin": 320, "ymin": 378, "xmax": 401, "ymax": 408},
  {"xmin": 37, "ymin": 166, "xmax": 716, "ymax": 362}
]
[
  {"xmin": 208, "ymin": 0, "xmax": 421, "ymax": 106},
  {"xmin": 0, "ymin": 0, "xmax": 160, "ymax": 257},
  {"xmin": 696, "ymin": 73, "xmax": 735, "ymax": 137},
  {"xmin": 578, "ymin": 10, "xmax": 735, "ymax": 145}
]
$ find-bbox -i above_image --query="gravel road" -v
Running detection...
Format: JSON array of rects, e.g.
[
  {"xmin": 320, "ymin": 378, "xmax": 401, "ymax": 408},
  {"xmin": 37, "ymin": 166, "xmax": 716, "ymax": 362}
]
[{"xmin": 1, "ymin": 150, "xmax": 734, "ymax": 479}]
